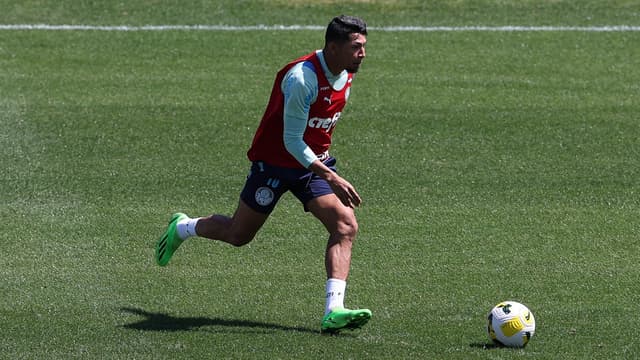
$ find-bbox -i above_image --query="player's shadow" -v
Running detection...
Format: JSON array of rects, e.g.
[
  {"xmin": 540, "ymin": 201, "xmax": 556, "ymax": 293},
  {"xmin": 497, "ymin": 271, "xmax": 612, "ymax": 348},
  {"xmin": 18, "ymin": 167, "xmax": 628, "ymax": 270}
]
[{"xmin": 120, "ymin": 307, "xmax": 317, "ymax": 334}]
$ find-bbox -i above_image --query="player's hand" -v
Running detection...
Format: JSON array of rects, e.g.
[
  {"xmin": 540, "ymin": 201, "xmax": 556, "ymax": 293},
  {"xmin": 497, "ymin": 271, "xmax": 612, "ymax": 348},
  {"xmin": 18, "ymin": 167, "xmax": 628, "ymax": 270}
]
[
  {"xmin": 329, "ymin": 175, "xmax": 362, "ymax": 208},
  {"xmin": 308, "ymin": 159, "xmax": 362, "ymax": 208}
]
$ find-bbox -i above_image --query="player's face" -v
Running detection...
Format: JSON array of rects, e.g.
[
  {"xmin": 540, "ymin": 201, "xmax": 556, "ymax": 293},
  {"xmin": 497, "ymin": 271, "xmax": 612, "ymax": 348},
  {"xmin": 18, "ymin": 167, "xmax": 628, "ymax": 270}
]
[{"xmin": 336, "ymin": 33, "xmax": 367, "ymax": 74}]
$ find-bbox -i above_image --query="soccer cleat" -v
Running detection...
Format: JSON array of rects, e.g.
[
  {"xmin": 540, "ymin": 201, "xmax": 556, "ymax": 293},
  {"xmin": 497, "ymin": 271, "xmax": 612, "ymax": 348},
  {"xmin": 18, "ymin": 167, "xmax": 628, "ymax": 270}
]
[
  {"xmin": 321, "ymin": 308, "xmax": 372, "ymax": 333},
  {"xmin": 155, "ymin": 212, "xmax": 188, "ymax": 266}
]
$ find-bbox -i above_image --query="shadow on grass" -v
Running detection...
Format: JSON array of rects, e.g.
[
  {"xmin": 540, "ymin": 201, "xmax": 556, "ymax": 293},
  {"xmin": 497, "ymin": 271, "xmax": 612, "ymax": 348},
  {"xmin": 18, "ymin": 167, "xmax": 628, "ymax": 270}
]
[
  {"xmin": 469, "ymin": 342, "xmax": 503, "ymax": 350},
  {"xmin": 120, "ymin": 307, "xmax": 318, "ymax": 334}
]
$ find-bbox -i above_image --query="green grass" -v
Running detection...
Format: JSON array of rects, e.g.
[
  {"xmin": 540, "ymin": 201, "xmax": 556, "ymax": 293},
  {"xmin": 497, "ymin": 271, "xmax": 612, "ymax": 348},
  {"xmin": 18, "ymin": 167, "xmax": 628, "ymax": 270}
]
[
  {"xmin": 1, "ymin": 0, "xmax": 640, "ymax": 26},
  {"xmin": 2, "ymin": 1, "xmax": 640, "ymax": 359}
]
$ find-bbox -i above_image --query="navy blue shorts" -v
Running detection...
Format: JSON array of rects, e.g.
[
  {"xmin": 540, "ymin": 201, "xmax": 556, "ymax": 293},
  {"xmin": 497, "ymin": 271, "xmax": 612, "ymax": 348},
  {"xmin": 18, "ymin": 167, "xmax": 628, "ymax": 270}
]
[{"xmin": 240, "ymin": 157, "xmax": 337, "ymax": 214}]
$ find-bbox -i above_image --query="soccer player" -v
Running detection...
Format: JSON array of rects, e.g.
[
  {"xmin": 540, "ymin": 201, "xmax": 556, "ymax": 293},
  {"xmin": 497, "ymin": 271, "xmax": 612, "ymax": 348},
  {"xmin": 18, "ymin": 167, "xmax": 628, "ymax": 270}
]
[{"xmin": 155, "ymin": 15, "xmax": 371, "ymax": 333}]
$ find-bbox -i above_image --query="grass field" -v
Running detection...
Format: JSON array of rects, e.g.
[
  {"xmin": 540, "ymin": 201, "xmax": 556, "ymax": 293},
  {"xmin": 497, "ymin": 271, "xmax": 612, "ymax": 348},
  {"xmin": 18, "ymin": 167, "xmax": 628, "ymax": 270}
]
[{"xmin": 2, "ymin": 1, "xmax": 640, "ymax": 359}]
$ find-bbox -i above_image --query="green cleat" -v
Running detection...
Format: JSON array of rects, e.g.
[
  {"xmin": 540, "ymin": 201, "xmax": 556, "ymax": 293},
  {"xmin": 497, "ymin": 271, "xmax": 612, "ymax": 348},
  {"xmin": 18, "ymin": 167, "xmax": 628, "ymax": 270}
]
[
  {"xmin": 321, "ymin": 308, "xmax": 372, "ymax": 333},
  {"xmin": 155, "ymin": 212, "xmax": 188, "ymax": 266}
]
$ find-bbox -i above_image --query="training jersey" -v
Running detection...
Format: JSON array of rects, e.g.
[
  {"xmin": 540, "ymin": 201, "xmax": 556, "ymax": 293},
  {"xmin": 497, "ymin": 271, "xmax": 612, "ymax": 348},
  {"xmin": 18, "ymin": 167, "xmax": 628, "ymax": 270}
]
[{"xmin": 247, "ymin": 51, "xmax": 353, "ymax": 169}]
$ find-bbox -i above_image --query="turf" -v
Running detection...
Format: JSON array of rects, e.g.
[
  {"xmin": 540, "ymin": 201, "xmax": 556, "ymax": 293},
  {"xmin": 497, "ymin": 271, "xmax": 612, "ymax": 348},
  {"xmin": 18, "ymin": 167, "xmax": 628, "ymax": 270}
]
[{"xmin": 1, "ymin": 1, "xmax": 639, "ymax": 359}]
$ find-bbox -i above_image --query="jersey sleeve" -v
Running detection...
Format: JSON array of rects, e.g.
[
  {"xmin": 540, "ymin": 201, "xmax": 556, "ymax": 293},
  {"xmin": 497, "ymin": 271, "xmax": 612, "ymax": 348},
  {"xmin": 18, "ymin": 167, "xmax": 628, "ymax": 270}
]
[{"xmin": 281, "ymin": 61, "xmax": 319, "ymax": 168}]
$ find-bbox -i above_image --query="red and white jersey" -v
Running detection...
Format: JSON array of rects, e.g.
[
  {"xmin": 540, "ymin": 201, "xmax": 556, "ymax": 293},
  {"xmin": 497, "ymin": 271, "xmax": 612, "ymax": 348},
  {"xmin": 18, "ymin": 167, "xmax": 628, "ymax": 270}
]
[{"xmin": 247, "ymin": 51, "xmax": 353, "ymax": 168}]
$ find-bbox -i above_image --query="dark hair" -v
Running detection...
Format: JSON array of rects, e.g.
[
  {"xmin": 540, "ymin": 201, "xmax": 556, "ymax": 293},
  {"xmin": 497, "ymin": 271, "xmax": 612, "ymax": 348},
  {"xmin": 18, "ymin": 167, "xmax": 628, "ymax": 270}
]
[{"xmin": 325, "ymin": 15, "xmax": 367, "ymax": 44}]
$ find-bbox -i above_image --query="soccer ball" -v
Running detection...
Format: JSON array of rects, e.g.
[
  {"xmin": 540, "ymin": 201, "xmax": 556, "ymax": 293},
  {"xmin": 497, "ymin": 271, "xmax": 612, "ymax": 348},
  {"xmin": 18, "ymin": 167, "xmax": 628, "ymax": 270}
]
[{"xmin": 487, "ymin": 301, "xmax": 535, "ymax": 348}]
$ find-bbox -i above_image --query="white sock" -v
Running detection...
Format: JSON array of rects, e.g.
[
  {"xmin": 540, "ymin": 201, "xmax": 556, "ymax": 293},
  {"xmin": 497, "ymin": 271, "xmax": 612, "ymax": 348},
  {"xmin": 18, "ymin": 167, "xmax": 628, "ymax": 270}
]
[
  {"xmin": 324, "ymin": 278, "xmax": 346, "ymax": 316},
  {"xmin": 176, "ymin": 217, "xmax": 200, "ymax": 240}
]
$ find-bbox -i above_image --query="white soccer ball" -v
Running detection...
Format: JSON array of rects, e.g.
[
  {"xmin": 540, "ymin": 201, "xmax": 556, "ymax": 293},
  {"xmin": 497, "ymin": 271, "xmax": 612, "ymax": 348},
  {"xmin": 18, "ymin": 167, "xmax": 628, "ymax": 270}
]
[{"xmin": 487, "ymin": 301, "xmax": 536, "ymax": 348}]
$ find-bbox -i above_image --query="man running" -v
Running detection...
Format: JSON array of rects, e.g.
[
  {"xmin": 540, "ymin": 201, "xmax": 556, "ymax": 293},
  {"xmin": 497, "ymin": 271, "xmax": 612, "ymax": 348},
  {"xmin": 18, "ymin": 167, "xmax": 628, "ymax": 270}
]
[{"xmin": 155, "ymin": 15, "xmax": 371, "ymax": 333}]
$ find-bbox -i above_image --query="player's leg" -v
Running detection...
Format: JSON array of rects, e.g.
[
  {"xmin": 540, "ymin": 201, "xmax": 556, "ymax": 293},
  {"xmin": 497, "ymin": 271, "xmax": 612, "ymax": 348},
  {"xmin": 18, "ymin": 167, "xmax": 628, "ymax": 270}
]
[
  {"xmin": 307, "ymin": 194, "xmax": 372, "ymax": 333},
  {"xmin": 155, "ymin": 160, "xmax": 285, "ymax": 266},
  {"xmin": 307, "ymin": 193, "xmax": 358, "ymax": 280},
  {"xmin": 155, "ymin": 200, "xmax": 268, "ymax": 266},
  {"xmin": 194, "ymin": 199, "xmax": 269, "ymax": 247}
]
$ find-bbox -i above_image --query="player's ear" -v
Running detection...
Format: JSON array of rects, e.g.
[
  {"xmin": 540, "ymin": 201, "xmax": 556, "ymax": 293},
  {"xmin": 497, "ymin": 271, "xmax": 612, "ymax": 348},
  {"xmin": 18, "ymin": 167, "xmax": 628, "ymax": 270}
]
[{"xmin": 325, "ymin": 40, "xmax": 340, "ymax": 55}]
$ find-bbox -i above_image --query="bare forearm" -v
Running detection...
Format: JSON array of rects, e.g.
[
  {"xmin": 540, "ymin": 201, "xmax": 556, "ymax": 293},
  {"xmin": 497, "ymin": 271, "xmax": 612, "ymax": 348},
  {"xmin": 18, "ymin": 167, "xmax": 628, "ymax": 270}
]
[
  {"xmin": 309, "ymin": 160, "xmax": 338, "ymax": 182},
  {"xmin": 308, "ymin": 160, "xmax": 362, "ymax": 208}
]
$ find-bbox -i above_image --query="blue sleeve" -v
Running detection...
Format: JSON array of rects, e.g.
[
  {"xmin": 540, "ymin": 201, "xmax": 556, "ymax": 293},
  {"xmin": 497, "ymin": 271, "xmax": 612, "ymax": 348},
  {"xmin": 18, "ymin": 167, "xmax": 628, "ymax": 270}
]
[{"xmin": 281, "ymin": 61, "xmax": 319, "ymax": 168}]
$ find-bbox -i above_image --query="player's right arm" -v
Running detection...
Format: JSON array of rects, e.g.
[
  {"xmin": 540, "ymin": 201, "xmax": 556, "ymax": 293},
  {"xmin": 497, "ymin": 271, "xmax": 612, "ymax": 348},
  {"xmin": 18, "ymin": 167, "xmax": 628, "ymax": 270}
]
[{"xmin": 281, "ymin": 62, "xmax": 319, "ymax": 168}]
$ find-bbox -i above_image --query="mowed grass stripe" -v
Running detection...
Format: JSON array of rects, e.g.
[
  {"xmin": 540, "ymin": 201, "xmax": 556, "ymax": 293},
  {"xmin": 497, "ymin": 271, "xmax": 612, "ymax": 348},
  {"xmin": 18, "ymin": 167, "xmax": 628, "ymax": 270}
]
[{"xmin": 2, "ymin": 24, "xmax": 640, "ymax": 31}]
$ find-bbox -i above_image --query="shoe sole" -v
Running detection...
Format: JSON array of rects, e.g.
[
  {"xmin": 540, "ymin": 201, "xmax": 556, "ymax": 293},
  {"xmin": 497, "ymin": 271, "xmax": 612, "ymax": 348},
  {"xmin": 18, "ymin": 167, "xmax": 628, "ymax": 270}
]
[
  {"xmin": 344, "ymin": 311, "xmax": 371, "ymax": 329},
  {"xmin": 155, "ymin": 213, "xmax": 184, "ymax": 266},
  {"xmin": 156, "ymin": 232, "xmax": 170, "ymax": 265},
  {"xmin": 321, "ymin": 310, "xmax": 371, "ymax": 334}
]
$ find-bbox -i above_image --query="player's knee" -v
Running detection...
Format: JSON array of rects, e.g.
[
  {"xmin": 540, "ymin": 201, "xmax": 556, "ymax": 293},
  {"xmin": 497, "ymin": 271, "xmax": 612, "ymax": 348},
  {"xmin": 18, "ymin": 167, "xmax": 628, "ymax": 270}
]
[
  {"xmin": 335, "ymin": 213, "xmax": 359, "ymax": 241},
  {"xmin": 228, "ymin": 231, "xmax": 255, "ymax": 247}
]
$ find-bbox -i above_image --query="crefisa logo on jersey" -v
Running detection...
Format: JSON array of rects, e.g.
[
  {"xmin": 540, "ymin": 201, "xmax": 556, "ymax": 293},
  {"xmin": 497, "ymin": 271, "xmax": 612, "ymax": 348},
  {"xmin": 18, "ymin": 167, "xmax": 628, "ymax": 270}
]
[
  {"xmin": 255, "ymin": 187, "xmax": 275, "ymax": 206},
  {"xmin": 308, "ymin": 112, "xmax": 341, "ymax": 132}
]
